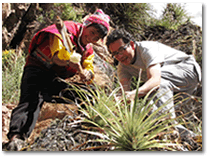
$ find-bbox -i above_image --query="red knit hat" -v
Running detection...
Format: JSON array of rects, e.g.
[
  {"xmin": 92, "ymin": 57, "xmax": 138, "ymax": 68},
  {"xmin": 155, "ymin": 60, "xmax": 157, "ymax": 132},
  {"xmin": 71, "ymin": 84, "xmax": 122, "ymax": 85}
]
[{"xmin": 83, "ymin": 9, "xmax": 110, "ymax": 31}]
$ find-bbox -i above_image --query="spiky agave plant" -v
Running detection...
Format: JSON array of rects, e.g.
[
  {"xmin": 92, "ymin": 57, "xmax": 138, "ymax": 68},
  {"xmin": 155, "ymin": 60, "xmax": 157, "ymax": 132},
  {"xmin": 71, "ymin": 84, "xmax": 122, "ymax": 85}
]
[{"xmin": 71, "ymin": 70, "xmax": 184, "ymax": 151}]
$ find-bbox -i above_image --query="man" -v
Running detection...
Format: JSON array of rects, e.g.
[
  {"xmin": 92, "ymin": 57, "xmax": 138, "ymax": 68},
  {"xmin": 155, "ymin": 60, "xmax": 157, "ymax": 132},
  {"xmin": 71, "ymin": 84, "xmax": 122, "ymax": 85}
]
[
  {"xmin": 5, "ymin": 9, "xmax": 110, "ymax": 151},
  {"xmin": 106, "ymin": 29, "xmax": 201, "ymax": 135}
]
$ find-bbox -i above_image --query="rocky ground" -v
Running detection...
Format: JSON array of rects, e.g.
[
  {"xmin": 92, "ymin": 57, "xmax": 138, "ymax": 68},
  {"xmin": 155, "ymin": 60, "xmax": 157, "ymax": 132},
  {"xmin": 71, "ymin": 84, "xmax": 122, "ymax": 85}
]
[{"xmin": 22, "ymin": 115, "xmax": 108, "ymax": 151}]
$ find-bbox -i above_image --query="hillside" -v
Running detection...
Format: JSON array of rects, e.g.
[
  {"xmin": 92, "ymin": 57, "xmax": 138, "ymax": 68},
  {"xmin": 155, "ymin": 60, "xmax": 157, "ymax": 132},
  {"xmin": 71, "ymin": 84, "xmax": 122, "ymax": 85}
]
[{"xmin": 2, "ymin": 3, "xmax": 202, "ymax": 151}]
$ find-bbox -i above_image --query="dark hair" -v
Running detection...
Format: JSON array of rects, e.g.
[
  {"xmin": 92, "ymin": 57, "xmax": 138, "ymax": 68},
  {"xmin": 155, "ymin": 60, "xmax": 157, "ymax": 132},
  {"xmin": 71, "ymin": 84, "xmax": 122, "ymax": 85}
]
[
  {"xmin": 106, "ymin": 29, "xmax": 135, "ymax": 48},
  {"xmin": 87, "ymin": 23, "xmax": 108, "ymax": 39}
]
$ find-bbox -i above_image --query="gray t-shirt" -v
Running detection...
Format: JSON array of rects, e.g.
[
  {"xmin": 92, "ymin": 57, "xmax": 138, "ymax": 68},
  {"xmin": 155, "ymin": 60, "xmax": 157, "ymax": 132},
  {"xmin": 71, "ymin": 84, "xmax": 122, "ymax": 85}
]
[{"xmin": 117, "ymin": 41, "xmax": 201, "ymax": 82}]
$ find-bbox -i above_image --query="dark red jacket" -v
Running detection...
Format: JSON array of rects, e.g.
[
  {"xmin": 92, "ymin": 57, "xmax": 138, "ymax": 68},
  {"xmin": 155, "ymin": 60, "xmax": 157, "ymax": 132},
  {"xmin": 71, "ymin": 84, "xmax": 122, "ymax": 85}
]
[{"xmin": 25, "ymin": 21, "xmax": 94, "ymax": 79}]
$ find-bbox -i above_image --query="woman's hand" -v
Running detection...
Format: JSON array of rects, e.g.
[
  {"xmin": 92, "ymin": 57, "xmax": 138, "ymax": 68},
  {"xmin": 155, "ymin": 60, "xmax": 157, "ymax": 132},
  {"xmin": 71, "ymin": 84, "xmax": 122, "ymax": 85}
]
[
  {"xmin": 52, "ymin": 53, "xmax": 68, "ymax": 66},
  {"xmin": 52, "ymin": 52, "xmax": 93, "ymax": 82},
  {"xmin": 68, "ymin": 61, "xmax": 93, "ymax": 82},
  {"xmin": 52, "ymin": 52, "xmax": 81, "ymax": 70}
]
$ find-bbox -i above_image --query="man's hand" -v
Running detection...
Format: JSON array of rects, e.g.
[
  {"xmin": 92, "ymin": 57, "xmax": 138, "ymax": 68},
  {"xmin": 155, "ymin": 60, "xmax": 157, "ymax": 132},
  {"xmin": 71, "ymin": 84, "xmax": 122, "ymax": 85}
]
[
  {"xmin": 113, "ymin": 91, "xmax": 136, "ymax": 104},
  {"xmin": 125, "ymin": 90, "xmax": 136, "ymax": 101}
]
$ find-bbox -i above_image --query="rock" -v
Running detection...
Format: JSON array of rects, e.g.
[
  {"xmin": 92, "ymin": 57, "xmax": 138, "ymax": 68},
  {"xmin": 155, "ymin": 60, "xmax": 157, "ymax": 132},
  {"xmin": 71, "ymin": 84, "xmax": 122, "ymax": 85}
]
[
  {"xmin": 38, "ymin": 102, "xmax": 77, "ymax": 121},
  {"xmin": 93, "ymin": 65, "xmax": 113, "ymax": 88},
  {"xmin": 29, "ymin": 102, "xmax": 78, "ymax": 143},
  {"xmin": 26, "ymin": 115, "xmax": 107, "ymax": 151},
  {"xmin": 2, "ymin": 3, "xmax": 11, "ymax": 23},
  {"xmin": 93, "ymin": 52, "xmax": 116, "ymax": 85},
  {"xmin": 2, "ymin": 104, "xmax": 14, "ymax": 142},
  {"xmin": 29, "ymin": 119, "xmax": 53, "ymax": 143},
  {"xmin": 93, "ymin": 44, "xmax": 113, "ymax": 65}
]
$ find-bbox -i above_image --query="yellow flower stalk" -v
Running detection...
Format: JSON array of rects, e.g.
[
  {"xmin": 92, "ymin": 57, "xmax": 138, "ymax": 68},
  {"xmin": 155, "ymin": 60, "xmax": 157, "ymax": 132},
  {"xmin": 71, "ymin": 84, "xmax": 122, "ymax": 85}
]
[{"xmin": 3, "ymin": 50, "xmax": 9, "ymax": 55}]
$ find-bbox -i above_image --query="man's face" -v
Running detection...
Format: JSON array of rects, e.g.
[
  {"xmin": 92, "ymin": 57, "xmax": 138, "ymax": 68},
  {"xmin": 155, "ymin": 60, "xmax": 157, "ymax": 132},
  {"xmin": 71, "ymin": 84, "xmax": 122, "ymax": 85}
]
[
  {"xmin": 81, "ymin": 26, "xmax": 102, "ymax": 45},
  {"xmin": 108, "ymin": 38, "xmax": 135, "ymax": 66}
]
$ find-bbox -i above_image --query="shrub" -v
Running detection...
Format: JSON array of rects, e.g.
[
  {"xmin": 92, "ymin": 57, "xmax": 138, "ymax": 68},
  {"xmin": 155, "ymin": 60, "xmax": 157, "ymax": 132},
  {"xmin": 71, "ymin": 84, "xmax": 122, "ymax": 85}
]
[
  {"xmin": 2, "ymin": 50, "xmax": 25, "ymax": 104},
  {"xmin": 37, "ymin": 3, "xmax": 83, "ymax": 24},
  {"xmin": 150, "ymin": 3, "xmax": 190, "ymax": 30}
]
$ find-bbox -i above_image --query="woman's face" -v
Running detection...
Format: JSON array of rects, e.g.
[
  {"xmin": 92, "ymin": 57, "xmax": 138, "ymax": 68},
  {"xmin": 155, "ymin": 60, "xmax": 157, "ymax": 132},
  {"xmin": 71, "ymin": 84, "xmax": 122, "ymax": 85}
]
[{"xmin": 81, "ymin": 26, "xmax": 102, "ymax": 45}]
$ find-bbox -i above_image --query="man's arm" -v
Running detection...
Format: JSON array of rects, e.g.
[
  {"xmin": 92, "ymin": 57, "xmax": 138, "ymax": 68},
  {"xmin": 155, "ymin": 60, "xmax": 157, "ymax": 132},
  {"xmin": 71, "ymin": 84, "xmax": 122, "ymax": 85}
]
[
  {"xmin": 125, "ymin": 63, "xmax": 161, "ymax": 99},
  {"xmin": 118, "ymin": 64, "xmax": 132, "ymax": 92},
  {"xmin": 120, "ymin": 77, "xmax": 131, "ymax": 91}
]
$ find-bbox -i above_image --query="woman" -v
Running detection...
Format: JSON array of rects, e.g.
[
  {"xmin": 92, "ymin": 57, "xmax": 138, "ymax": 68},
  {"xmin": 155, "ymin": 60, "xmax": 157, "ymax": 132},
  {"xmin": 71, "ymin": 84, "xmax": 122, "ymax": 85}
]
[{"xmin": 6, "ymin": 9, "xmax": 110, "ymax": 151}]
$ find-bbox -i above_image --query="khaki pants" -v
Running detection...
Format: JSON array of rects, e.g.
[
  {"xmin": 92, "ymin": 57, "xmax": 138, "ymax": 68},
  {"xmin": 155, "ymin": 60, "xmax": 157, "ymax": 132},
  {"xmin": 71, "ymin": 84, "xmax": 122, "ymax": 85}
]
[{"xmin": 150, "ymin": 56, "xmax": 201, "ymax": 119}]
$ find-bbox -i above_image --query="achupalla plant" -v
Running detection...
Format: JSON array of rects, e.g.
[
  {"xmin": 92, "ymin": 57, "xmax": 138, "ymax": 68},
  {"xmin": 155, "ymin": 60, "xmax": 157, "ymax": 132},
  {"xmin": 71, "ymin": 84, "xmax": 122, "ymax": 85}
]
[{"xmin": 74, "ymin": 71, "xmax": 182, "ymax": 151}]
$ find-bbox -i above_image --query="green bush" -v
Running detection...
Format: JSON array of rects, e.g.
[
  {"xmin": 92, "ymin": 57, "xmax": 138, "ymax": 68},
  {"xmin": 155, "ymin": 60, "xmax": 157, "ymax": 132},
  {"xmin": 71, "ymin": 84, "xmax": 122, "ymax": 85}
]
[
  {"xmin": 150, "ymin": 3, "xmax": 190, "ymax": 30},
  {"xmin": 54, "ymin": 3, "xmax": 83, "ymax": 22},
  {"xmin": 38, "ymin": 3, "xmax": 83, "ymax": 24},
  {"xmin": 2, "ymin": 50, "xmax": 25, "ymax": 104}
]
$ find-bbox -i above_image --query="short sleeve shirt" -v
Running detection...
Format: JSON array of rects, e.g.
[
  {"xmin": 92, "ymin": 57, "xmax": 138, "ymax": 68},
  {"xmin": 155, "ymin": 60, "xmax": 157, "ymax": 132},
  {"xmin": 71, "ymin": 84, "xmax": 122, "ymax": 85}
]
[{"xmin": 117, "ymin": 41, "xmax": 192, "ymax": 82}]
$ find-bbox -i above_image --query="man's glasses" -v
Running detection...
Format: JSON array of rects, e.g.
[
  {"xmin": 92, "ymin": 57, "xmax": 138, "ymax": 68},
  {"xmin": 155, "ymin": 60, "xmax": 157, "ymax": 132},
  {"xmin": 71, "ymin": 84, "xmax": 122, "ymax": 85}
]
[{"xmin": 111, "ymin": 43, "xmax": 130, "ymax": 57}]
